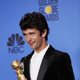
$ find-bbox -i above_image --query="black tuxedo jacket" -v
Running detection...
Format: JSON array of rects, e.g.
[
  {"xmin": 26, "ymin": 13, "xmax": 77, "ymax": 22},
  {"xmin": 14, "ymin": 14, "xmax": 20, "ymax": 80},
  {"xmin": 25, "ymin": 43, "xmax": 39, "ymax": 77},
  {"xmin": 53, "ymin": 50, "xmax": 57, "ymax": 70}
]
[{"xmin": 21, "ymin": 45, "xmax": 75, "ymax": 80}]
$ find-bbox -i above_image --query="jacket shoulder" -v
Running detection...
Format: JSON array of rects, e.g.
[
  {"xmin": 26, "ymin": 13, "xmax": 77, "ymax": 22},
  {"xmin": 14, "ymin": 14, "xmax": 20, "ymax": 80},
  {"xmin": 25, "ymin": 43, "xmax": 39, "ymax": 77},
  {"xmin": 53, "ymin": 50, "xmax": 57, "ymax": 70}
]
[{"xmin": 20, "ymin": 51, "xmax": 33, "ymax": 62}]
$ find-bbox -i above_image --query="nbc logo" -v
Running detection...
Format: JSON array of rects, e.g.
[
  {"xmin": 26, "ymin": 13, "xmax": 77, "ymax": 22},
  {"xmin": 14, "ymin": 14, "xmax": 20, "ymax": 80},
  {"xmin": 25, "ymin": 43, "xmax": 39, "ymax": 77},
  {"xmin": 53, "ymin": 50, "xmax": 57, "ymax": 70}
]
[{"xmin": 7, "ymin": 33, "xmax": 25, "ymax": 53}]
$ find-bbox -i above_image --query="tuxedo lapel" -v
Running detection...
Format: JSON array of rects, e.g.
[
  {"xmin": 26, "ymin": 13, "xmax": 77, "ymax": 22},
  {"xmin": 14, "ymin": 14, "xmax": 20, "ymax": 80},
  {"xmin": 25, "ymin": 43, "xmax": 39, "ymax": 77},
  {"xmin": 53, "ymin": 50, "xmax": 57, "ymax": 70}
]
[
  {"xmin": 37, "ymin": 45, "xmax": 55, "ymax": 80},
  {"xmin": 26, "ymin": 59, "xmax": 31, "ymax": 80},
  {"xmin": 24, "ymin": 52, "xmax": 34, "ymax": 80},
  {"xmin": 37, "ymin": 57, "xmax": 48, "ymax": 80}
]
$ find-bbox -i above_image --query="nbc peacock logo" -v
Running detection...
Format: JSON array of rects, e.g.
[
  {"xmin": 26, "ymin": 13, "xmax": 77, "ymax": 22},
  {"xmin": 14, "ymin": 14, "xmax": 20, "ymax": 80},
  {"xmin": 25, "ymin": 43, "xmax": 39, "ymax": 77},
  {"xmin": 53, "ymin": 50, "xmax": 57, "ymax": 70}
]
[{"xmin": 7, "ymin": 33, "xmax": 25, "ymax": 54}]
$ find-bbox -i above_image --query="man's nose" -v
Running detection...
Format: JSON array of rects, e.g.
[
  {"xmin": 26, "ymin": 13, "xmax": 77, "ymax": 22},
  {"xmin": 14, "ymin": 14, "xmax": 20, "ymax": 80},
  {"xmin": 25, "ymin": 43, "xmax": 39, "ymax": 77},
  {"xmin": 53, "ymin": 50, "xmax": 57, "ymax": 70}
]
[{"xmin": 26, "ymin": 36, "xmax": 31, "ymax": 42}]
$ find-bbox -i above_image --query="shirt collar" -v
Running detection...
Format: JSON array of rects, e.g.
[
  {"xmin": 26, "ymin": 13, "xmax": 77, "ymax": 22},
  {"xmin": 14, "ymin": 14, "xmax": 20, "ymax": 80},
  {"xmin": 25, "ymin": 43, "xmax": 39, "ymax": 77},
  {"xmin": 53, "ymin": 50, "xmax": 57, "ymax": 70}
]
[{"xmin": 34, "ymin": 44, "xmax": 50, "ymax": 56}]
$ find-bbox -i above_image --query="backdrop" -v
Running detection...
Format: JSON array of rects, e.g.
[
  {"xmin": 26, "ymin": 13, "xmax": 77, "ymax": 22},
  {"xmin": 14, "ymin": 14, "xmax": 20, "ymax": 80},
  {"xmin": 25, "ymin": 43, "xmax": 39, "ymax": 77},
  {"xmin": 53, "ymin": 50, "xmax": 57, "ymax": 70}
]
[{"xmin": 0, "ymin": 0, "xmax": 80, "ymax": 80}]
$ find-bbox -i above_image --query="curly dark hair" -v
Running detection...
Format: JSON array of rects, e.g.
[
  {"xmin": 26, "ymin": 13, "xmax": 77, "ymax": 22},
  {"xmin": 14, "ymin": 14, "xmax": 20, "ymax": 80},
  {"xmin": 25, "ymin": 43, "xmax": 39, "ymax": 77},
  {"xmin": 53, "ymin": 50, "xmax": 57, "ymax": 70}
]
[{"xmin": 19, "ymin": 12, "xmax": 49, "ymax": 41}]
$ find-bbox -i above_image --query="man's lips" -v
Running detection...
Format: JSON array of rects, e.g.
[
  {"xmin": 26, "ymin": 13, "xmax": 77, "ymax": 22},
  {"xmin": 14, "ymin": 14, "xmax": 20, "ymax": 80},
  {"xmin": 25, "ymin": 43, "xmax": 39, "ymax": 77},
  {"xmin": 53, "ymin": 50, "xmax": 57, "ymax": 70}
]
[{"xmin": 28, "ymin": 42, "xmax": 35, "ymax": 45}]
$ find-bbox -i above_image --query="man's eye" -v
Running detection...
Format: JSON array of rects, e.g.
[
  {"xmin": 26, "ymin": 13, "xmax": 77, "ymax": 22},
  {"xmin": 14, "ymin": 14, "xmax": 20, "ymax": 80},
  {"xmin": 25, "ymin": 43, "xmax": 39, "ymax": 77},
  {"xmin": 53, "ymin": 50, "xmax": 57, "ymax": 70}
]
[
  {"xmin": 30, "ymin": 33, "xmax": 35, "ymax": 35},
  {"xmin": 24, "ymin": 34, "xmax": 27, "ymax": 37}
]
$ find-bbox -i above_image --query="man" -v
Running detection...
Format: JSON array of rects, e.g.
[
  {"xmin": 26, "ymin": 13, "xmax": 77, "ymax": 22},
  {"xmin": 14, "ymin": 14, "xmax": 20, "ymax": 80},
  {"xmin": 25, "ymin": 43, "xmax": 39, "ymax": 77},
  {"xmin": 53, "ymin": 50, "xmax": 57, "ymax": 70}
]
[{"xmin": 19, "ymin": 12, "xmax": 75, "ymax": 80}]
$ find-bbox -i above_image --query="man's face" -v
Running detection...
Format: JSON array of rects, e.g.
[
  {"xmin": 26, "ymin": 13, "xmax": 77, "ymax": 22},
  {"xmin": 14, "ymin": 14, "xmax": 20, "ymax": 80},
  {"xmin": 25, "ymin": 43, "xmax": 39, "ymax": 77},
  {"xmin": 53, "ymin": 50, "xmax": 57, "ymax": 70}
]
[{"xmin": 23, "ymin": 28, "xmax": 46, "ymax": 52}]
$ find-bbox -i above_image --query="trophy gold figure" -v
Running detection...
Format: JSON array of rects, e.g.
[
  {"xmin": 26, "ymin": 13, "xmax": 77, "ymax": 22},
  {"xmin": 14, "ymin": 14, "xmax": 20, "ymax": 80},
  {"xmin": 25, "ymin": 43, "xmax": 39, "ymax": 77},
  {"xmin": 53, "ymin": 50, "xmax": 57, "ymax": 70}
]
[{"xmin": 11, "ymin": 60, "xmax": 27, "ymax": 80}]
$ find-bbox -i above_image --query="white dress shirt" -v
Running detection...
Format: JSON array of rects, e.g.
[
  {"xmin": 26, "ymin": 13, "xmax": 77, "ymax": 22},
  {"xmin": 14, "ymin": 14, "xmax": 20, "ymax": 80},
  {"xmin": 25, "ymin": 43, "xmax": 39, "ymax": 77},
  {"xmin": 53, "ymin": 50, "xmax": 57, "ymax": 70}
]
[{"xmin": 30, "ymin": 44, "xmax": 49, "ymax": 80}]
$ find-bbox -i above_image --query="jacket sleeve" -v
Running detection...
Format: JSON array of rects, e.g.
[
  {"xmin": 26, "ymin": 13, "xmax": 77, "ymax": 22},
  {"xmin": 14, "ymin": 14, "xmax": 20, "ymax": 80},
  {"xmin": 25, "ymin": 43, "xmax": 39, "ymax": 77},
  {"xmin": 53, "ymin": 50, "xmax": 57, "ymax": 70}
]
[{"xmin": 56, "ymin": 53, "xmax": 75, "ymax": 80}]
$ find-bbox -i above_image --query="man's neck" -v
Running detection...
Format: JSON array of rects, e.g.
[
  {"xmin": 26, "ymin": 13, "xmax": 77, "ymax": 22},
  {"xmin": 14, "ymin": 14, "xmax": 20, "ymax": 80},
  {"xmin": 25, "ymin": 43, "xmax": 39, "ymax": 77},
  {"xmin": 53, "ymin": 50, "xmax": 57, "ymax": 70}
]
[{"xmin": 35, "ymin": 42, "xmax": 48, "ymax": 53}]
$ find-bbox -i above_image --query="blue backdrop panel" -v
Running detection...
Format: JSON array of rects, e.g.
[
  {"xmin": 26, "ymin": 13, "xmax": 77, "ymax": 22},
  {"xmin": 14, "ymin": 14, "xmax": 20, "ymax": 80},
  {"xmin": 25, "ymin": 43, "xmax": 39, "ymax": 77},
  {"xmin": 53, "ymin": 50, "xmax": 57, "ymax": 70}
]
[{"xmin": 0, "ymin": 0, "xmax": 80, "ymax": 80}]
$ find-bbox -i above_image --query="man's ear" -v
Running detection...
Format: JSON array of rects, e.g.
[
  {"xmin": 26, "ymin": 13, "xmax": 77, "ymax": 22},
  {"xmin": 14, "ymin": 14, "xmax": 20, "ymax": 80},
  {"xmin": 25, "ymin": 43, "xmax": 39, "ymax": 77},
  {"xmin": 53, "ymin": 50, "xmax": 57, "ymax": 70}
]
[{"xmin": 42, "ymin": 29, "xmax": 47, "ymax": 38}]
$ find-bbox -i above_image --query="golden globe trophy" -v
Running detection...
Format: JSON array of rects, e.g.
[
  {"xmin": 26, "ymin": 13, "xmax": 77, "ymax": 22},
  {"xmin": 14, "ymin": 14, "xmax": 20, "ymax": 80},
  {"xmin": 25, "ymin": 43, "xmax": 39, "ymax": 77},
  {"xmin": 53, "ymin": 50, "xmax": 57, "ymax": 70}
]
[{"xmin": 11, "ymin": 60, "xmax": 27, "ymax": 80}]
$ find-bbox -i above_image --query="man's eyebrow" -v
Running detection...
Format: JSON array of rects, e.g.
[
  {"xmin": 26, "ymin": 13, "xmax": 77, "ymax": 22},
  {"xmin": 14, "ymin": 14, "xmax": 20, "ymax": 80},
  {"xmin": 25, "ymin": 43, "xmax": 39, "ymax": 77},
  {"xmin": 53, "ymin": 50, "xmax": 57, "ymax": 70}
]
[{"xmin": 23, "ymin": 33, "xmax": 27, "ymax": 35}]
